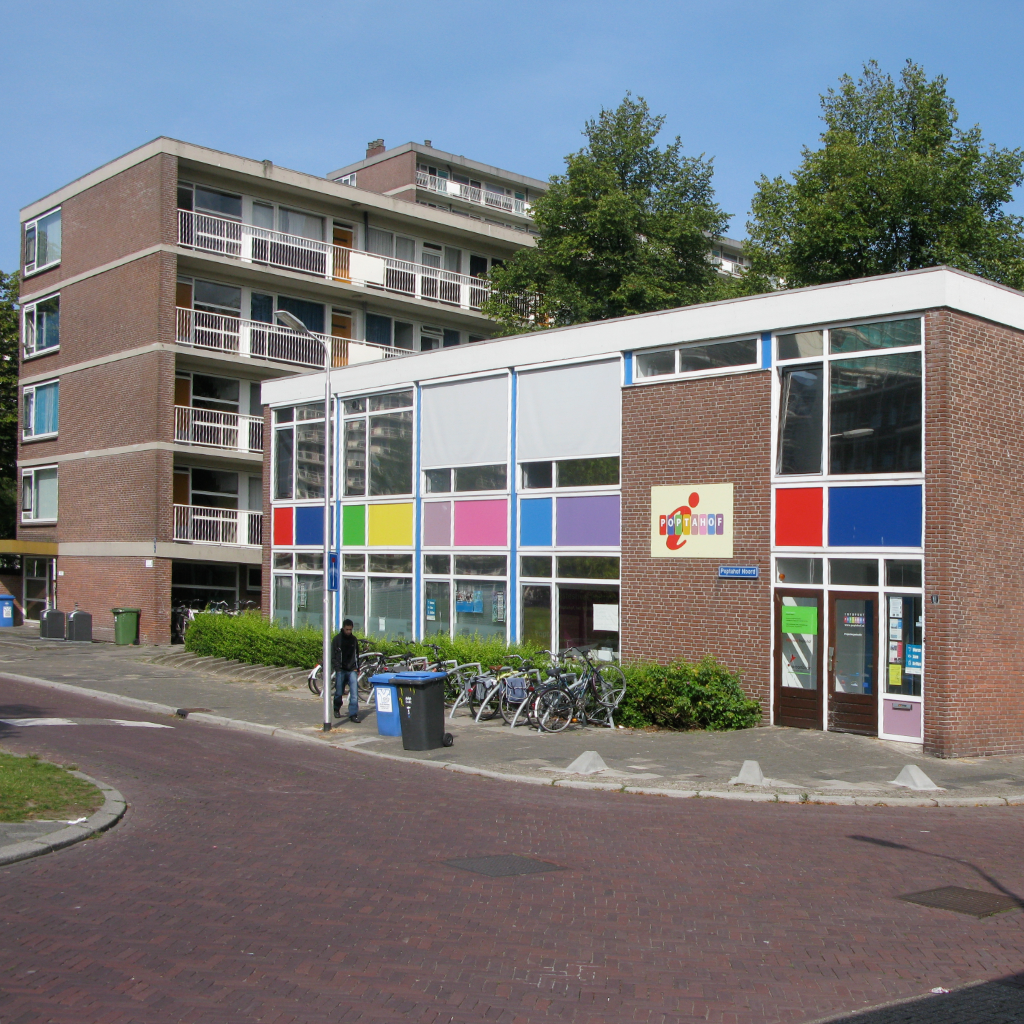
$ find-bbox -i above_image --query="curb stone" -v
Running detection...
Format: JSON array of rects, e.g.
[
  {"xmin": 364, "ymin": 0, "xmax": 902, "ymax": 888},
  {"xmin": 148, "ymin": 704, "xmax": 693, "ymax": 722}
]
[
  {"xmin": 4, "ymin": 670, "xmax": 1024, "ymax": 810},
  {"xmin": 0, "ymin": 765, "xmax": 126, "ymax": 867}
]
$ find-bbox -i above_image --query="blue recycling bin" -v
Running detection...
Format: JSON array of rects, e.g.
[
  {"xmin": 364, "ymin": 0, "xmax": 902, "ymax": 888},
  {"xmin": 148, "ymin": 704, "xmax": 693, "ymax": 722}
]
[
  {"xmin": 371, "ymin": 673, "xmax": 402, "ymax": 737},
  {"xmin": 0, "ymin": 595, "xmax": 13, "ymax": 627}
]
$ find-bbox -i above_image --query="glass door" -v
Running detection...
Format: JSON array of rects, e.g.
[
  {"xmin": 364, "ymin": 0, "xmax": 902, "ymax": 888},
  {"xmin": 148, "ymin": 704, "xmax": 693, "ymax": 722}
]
[
  {"xmin": 828, "ymin": 592, "xmax": 878, "ymax": 735},
  {"xmin": 23, "ymin": 557, "xmax": 54, "ymax": 622},
  {"xmin": 773, "ymin": 589, "xmax": 823, "ymax": 728}
]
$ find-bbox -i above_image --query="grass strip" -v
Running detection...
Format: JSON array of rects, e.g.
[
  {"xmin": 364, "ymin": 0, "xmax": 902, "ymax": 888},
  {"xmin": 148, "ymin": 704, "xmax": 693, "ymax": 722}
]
[{"xmin": 0, "ymin": 750, "xmax": 103, "ymax": 823}]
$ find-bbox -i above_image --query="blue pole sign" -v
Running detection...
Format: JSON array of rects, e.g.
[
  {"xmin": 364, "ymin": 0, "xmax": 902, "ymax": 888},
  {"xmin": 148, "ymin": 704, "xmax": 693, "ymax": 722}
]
[
  {"xmin": 719, "ymin": 565, "xmax": 759, "ymax": 579},
  {"xmin": 328, "ymin": 552, "xmax": 339, "ymax": 591}
]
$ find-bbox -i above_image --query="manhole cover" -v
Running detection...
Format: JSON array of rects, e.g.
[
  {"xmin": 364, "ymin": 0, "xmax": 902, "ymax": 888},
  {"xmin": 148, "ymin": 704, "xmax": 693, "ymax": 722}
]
[
  {"xmin": 899, "ymin": 886, "xmax": 1023, "ymax": 918},
  {"xmin": 444, "ymin": 855, "xmax": 565, "ymax": 877},
  {"xmin": 175, "ymin": 708, "xmax": 213, "ymax": 717}
]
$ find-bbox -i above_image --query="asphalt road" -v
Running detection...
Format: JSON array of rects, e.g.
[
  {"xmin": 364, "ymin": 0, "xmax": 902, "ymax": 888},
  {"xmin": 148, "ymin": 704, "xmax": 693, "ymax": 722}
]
[{"xmin": 1, "ymin": 675, "xmax": 1023, "ymax": 1024}]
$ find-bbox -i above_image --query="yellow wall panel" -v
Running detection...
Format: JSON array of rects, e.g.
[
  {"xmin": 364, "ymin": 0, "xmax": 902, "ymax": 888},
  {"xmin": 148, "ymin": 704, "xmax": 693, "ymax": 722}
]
[{"xmin": 367, "ymin": 503, "xmax": 414, "ymax": 546}]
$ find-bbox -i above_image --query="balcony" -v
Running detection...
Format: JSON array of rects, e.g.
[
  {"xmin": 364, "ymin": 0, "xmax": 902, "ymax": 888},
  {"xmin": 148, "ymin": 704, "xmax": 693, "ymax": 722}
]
[
  {"xmin": 173, "ymin": 504, "xmax": 263, "ymax": 547},
  {"xmin": 175, "ymin": 307, "xmax": 404, "ymax": 369},
  {"xmin": 415, "ymin": 171, "xmax": 533, "ymax": 219},
  {"xmin": 177, "ymin": 211, "xmax": 535, "ymax": 316},
  {"xmin": 174, "ymin": 406, "xmax": 264, "ymax": 454}
]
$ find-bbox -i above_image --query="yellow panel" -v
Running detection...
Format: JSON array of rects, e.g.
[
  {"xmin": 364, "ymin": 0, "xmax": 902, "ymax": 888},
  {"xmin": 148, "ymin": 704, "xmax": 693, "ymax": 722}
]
[{"xmin": 367, "ymin": 503, "xmax": 413, "ymax": 547}]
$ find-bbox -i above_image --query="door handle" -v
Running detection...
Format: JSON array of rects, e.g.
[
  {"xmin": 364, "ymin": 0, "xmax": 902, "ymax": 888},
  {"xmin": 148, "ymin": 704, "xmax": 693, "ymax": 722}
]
[{"xmin": 827, "ymin": 646, "xmax": 834, "ymax": 672}]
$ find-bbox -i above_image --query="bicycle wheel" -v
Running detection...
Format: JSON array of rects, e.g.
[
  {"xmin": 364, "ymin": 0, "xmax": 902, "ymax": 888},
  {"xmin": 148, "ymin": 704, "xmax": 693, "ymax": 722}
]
[
  {"xmin": 596, "ymin": 664, "xmax": 627, "ymax": 708},
  {"xmin": 466, "ymin": 675, "xmax": 494, "ymax": 720},
  {"xmin": 535, "ymin": 686, "xmax": 575, "ymax": 733},
  {"xmin": 307, "ymin": 665, "xmax": 322, "ymax": 696}
]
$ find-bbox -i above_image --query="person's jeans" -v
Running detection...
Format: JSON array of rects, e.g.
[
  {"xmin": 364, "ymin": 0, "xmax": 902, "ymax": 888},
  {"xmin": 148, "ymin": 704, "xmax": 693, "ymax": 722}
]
[{"xmin": 334, "ymin": 670, "xmax": 359, "ymax": 716}]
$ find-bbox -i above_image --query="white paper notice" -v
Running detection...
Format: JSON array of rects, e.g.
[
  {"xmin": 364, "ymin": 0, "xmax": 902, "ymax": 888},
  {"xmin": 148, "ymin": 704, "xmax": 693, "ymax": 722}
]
[
  {"xmin": 378, "ymin": 617, "xmax": 386, "ymax": 632},
  {"xmin": 375, "ymin": 687, "xmax": 393, "ymax": 713},
  {"xmin": 593, "ymin": 604, "xmax": 619, "ymax": 631},
  {"xmin": 889, "ymin": 597, "xmax": 903, "ymax": 617}
]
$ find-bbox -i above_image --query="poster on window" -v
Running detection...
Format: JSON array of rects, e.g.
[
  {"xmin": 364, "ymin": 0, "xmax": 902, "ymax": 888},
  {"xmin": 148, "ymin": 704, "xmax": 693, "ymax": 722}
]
[
  {"xmin": 650, "ymin": 484, "xmax": 733, "ymax": 558},
  {"xmin": 455, "ymin": 587, "xmax": 483, "ymax": 614},
  {"xmin": 492, "ymin": 591, "xmax": 505, "ymax": 624}
]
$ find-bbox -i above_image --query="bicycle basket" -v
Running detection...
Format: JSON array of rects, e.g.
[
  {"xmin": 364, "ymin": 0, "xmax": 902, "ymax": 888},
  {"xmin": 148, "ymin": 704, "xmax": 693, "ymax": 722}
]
[{"xmin": 504, "ymin": 676, "xmax": 529, "ymax": 702}]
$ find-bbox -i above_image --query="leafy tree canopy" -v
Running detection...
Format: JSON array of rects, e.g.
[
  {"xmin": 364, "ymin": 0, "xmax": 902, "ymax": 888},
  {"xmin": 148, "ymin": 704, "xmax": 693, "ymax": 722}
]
[
  {"xmin": 483, "ymin": 95, "xmax": 731, "ymax": 333},
  {"xmin": 746, "ymin": 60, "xmax": 1024, "ymax": 289},
  {"xmin": 0, "ymin": 271, "xmax": 18, "ymax": 538}
]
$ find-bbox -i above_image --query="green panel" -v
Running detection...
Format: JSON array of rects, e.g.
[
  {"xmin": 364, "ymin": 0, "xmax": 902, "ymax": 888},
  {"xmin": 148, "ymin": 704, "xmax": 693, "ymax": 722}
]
[
  {"xmin": 781, "ymin": 605, "xmax": 817, "ymax": 635},
  {"xmin": 342, "ymin": 505, "xmax": 365, "ymax": 546}
]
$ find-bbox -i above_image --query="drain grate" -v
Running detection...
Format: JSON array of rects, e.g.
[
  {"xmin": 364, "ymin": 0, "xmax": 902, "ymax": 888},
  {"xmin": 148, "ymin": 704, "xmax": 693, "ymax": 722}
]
[
  {"xmin": 899, "ymin": 886, "xmax": 1023, "ymax": 918},
  {"xmin": 444, "ymin": 855, "xmax": 565, "ymax": 878},
  {"xmin": 175, "ymin": 708, "xmax": 214, "ymax": 718}
]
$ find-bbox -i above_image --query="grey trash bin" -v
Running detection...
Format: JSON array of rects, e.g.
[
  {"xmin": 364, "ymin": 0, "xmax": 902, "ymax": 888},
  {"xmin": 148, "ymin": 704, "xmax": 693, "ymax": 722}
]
[
  {"xmin": 40, "ymin": 608, "xmax": 66, "ymax": 640},
  {"xmin": 67, "ymin": 610, "xmax": 93, "ymax": 642}
]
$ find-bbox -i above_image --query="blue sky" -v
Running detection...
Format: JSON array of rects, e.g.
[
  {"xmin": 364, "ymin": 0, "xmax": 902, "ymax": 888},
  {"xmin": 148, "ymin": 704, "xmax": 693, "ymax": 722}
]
[{"xmin": 5, "ymin": 0, "xmax": 1024, "ymax": 270}]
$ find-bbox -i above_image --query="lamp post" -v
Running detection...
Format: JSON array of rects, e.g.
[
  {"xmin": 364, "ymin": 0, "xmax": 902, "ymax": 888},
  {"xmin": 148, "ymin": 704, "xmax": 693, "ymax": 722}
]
[{"xmin": 275, "ymin": 309, "xmax": 333, "ymax": 732}]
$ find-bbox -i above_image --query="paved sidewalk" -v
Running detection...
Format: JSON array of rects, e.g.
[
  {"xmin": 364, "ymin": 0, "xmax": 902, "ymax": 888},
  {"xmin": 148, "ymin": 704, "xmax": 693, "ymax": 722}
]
[{"xmin": 2, "ymin": 629, "xmax": 1024, "ymax": 804}]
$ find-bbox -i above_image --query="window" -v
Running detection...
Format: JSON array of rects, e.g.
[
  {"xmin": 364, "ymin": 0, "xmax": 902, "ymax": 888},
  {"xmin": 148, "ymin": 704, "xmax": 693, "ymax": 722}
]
[
  {"xmin": 369, "ymin": 577, "xmax": 413, "ymax": 639},
  {"xmin": 22, "ymin": 466, "xmax": 57, "ymax": 522},
  {"xmin": 424, "ymin": 554, "xmax": 451, "ymax": 575},
  {"xmin": 23, "ymin": 381, "xmax": 59, "ymax": 439},
  {"xmin": 455, "ymin": 580, "xmax": 506, "ymax": 639},
  {"xmin": 454, "ymin": 555, "xmax": 506, "ymax": 576},
  {"xmin": 635, "ymin": 337, "xmax": 757, "ymax": 379},
  {"xmin": 885, "ymin": 560, "xmax": 922, "ymax": 588},
  {"xmin": 775, "ymin": 319, "xmax": 922, "ymax": 478},
  {"xmin": 775, "ymin": 558, "xmax": 823, "ymax": 584},
  {"xmin": 274, "ymin": 403, "xmax": 326, "ymax": 500},
  {"xmin": 369, "ymin": 554, "xmax": 413, "ymax": 573},
  {"xmin": 23, "ymin": 208, "xmax": 61, "ymax": 275},
  {"xmin": 829, "ymin": 559, "xmax": 878, "ymax": 586},
  {"xmin": 23, "ymin": 296, "xmax": 60, "ymax": 357},
  {"xmin": 180, "ymin": 184, "xmax": 243, "ymax": 220},
  {"xmin": 521, "ymin": 556, "xmax": 552, "ymax": 577},
  {"xmin": 343, "ymin": 391, "xmax": 414, "ymax": 498},
  {"xmin": 193, "ymin": 280, "xmax": 241, "ymax": 315},
  {"xmin": 521, "ymin": 457, "xmax": 619, "ymax": 489},
  {"xmin": 425, "ymin": 469, "xmax": 451, "ymax": 494},
  {"xmin": 556, "ymin": 556, "xmax": 620, "ymax": 580},
  {"xmin": 343, "ymin": 553, "xmax": 365, "ymax": 572},
  {"xmin": 455, "ymin": 465, "xmax": 506, "ymax": 492}
]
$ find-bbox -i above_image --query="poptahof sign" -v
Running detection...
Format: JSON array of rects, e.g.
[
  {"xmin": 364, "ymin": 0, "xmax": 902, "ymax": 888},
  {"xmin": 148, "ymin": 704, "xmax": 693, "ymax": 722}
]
[{"xmin": 650, "ymin": 484, "xmax": 734, "ymax": 558}]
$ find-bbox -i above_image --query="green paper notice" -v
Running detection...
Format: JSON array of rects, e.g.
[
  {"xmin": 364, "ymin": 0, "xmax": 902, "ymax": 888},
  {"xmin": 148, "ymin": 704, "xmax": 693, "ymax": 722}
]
[{"xmin": 782, "ymin": 605, "xmax": 818, "ymax": 635}]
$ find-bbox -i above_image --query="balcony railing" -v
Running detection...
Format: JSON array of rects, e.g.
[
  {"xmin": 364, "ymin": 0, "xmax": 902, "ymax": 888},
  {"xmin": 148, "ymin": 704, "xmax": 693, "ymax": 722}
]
[
  {"xmin": 415, "ymin": 171, "xmax": 533, "ymax": 218},
  {"xmin": 178, "ymin": 211, "xmax": 534, "ymax": 315},
  {"xmin": 174, "ymin": 406, "xmax": 264, "ymax": 454},
  {"xmin": 173, "ymin": 504, "xmax": 263, "ymax": 547},
  {"xmin": 175, "ymin": 307, "xmax": 404, "ymax": 369}
]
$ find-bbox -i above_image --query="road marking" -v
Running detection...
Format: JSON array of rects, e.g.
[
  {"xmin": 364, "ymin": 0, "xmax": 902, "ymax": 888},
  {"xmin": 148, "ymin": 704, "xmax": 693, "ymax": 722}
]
[{"xmin": 1, "ymin": 717, "xmax": 172, "ymax": 729}]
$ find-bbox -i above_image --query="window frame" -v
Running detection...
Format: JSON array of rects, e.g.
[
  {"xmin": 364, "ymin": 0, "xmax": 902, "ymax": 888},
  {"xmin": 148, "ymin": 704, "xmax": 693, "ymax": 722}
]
[
  {"xmin": 632, "ymin": 334, "xmax": 762, "ymax": 384},
  {"xmin": 22, "ymin": 294, "xmax": 60, "ymax": 359},
  {"xmin": 23, "ymin": 207, "xmax": 62, "ymax": 276},
  {"xmin": 519, "ymin": 455, "xmax": 621, "ymax": 492},
  {"xmin": 21, "ymin": 465, "xmax": 58, "ymax": 523},
  {"xmin": 22, "ymin": 379, "xmax": 59, "ymax": 441},
  {"xmin": 772, "ymin": 316, "xmax": 924, "ymax": 483}
]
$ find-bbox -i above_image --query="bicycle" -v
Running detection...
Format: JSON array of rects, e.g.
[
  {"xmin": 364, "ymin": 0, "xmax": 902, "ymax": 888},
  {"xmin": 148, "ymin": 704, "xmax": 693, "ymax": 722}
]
[
  {"xmin": 531, "ymin": 646, "xmax": 627, "ymax": 733},
  {"xmin": 307, "ymin": 646, "xmax": 388, "ymax": 703}
]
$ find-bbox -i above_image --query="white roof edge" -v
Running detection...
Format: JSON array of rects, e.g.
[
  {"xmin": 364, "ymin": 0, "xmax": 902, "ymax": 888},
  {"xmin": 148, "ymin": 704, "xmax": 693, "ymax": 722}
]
[
  {"xmin": 18, "ymin": 138, "xmax": 536, "ymax": 246},
  {"xmin": 261, "ymin": 267, "xmax": 1024, "ymax": 407}
]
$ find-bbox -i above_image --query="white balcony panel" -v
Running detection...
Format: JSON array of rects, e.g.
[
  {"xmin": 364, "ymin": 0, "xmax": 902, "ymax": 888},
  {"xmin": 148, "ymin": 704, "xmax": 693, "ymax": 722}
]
[
  {"xmin": 174, "ymin": 406, "xmax": 264, "ymax": 453},
  {"xmin": 173, "ymin": 504, "xmax": 263, "ymax": 547}
]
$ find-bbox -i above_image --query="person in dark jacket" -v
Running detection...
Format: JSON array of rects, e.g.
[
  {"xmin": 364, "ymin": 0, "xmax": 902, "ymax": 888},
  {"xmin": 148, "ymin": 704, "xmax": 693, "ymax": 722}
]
[{"xmin": 331, "ymin": 618, "xmax": 361, "ymax": 722}]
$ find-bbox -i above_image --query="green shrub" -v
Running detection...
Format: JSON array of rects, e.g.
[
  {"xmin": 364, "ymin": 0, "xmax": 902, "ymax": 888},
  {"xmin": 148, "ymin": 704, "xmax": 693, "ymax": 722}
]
[
  {"xmin": 616, "ymin": 655, "xmax": 762, "ymax": 731},
  {"xmin": 183, "ymin": 613, "xmax": 544, "ymax": 671}
]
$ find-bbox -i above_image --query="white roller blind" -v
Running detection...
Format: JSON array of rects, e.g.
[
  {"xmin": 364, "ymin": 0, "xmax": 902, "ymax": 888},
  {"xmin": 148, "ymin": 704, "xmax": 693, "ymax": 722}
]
[
  {"xmin": 420, "ymin": 375, "xmax": 509, "ymax": 469},
  {"xmin": 517, "ymin": 360, "xmax": 621, "ymax": 461}
]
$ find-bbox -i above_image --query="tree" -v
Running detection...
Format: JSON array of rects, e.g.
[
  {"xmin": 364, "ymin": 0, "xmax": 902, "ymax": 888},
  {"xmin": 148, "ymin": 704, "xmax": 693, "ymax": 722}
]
[
  {"xmin": 0, "ymin": 271, "xmax": 19, "ymax": 539},
  {"xmin": 746, "ymin": 60, "xmax": 1024, "ymax": 289},
  {"xmin": 482, "ymin": 95, "xmax": 731, "ymax": 334}
]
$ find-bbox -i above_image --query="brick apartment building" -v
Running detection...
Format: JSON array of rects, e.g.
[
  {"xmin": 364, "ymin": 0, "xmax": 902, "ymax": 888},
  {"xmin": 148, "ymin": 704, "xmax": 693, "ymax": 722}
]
[
  {"xmin": 263, "ymin": 266, "xmax": 1024, "ymax": 757},
  {"xmin": 12, "ymin": 137, "xmax": 548, "ymax": 643}
]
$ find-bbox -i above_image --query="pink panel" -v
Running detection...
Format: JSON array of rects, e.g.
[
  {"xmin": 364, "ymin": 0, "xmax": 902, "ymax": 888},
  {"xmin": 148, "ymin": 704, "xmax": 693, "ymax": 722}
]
[
  {"xmin": 453, "ymin": 500, "xmax": 508, "ymax": 547},
  {"xmin": 882, "ymin": 698, "xmax": 922, "ymax": 739},
  {"xmin": 423, "ymin": 502, "xmax": 451, "ymax": 546}
]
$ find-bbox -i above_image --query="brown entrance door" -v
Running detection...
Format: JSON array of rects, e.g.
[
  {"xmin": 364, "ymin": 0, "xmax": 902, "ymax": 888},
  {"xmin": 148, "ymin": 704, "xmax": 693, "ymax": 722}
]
[
  {"xmin": 333, "ymin": 225, "xmax": 353, "ymax": 281},
  {"xmin": 828, "ymin": 592, "xmax": 878, "ymax": 735},
  {"xmin": 773, "ymin": 589, "xmax": 823, "ymax": 729}
]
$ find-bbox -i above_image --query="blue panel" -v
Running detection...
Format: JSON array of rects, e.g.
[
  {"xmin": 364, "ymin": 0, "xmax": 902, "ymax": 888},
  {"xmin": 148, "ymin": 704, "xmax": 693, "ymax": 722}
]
[
  {"xmin": 520, "ymin": 498, "xmax": 552, "ymax": 547},
  {"xmin": 623, "ymin": 351, "xmax": 633, "ymax": 386},
  {"xmin": 828, "ymin": 486, "xmax": 922, "ymax": 548},
  {"xmin": 760, "ymin": 331, "xmax": 772, "ymax": 369},
  {"xmin": 508, "ymin": 373, "xmax": 518, "ymax": 640},
  {"xmin": 295, "ymin": 505, "xmax": 325, "ymax": 546}
]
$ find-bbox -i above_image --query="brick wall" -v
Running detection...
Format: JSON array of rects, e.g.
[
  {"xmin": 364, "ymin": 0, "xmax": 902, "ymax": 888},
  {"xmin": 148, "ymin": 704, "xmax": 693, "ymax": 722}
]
[
  {"xmin": 620, "ymin": 370, "xmax": 773, "ymax": 714},
  {"xmin": 22, "ymin": 153, "xmax": 177, "ymax": 293},
  {"xmin": 350, "ymin": 152, "xmax": 417, "ymax": 199},
  {"xmin": 923, "ymin": 309, "xmax": 1024, "ymax": 756},
  {"xmin": 57, "ymin": 555, "xmax": 172, "ymax": 645}
]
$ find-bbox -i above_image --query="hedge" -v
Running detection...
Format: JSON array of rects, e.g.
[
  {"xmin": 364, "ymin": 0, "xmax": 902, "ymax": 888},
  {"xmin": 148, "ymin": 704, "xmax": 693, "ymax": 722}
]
[{"xmin": 183, "ymin": 613, "xmax": 762, "ymax": 730}]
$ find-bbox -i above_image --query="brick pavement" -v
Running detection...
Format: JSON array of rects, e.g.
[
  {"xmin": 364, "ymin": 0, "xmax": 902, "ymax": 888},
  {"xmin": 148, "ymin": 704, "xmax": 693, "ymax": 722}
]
[{"xmin": 1, "ymin": 676, "xmax": 1023, "ymax": 1023}]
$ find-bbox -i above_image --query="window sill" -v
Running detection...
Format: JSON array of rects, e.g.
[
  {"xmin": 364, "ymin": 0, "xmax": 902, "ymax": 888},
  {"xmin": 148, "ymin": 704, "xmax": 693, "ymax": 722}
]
[
  {"xmin": 22, "ymin": 261, "xmax": 61, "ymax": 279},
  {"xmin": 21, "ymin": 519, "xmax": 57, "ymax": 525},
  {"xmin": 22, "ymin": 433, "xmax": 58, "ymax": 444},
  {"xmin": 23, "ymin": 347, "xmax": 60, "ymax": 362}
]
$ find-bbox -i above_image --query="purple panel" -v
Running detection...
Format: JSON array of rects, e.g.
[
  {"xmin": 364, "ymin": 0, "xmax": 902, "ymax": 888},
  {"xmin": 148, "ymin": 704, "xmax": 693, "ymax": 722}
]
[
  {"xmin": 882, "ymin": 698, "xmax": 922, "ymax": 739},
  {"xmin": 556, "ymin": 495, "xmax": 620, "ymax": 547},
  {"xmin": 423, "ymin": 502, "xmax": 451, "ymax": 546}
]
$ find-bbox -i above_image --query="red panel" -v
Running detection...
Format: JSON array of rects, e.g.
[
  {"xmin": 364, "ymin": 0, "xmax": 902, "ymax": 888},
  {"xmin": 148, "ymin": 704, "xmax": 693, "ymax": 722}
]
[
  {"xmin": 273, "ymin": 506, "xmax": 294, "ymax": 546},
  {"xmin": 775, "ymin": 488, "xmax": 822, "ymax": 546}
]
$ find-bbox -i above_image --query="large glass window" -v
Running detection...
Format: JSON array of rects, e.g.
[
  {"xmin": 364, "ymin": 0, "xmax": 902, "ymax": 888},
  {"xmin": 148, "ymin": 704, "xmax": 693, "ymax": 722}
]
[
  {"xmin": 23, "ymin": 208, "xmax": 61, "ymax": 275},
  {"xmin": 829, "ymin": 353, "xmax": 922, "ymax": 474},
  {"xmin": 369, "ymin": 577, "xmax": 413, "ymax": 639},
  {"xmin": 455, "ymin": 580, "xmax": 506, "ymax": 640},
  {"xmin": 424, "ymin": 580, "xmax": 451, "ymax": 637},
  {"xmin": 343, "ymin": 576, "xmax": 365, "ymax": 633},
  {"xmin": 777, "ymin": 366, "xmax": 823, "ymax": 475},
  {"xmin": 343, "ymin": 392, "xmax": 413, "ymax": 498},
  {"xmin": 23, "ymin": 296, "xmax": 60, "ymax": 357},
  {"xmin": 294, "ymin": 573, "xmax": 323, "ymax": 631},
  {"xmin": 23, "ymin": 381, "xmax": 59, "ymax": 439},
  {"xmin": 273, "ymin": 575, "xmax": 293, "ymax": 627},
  {"xmin": 521, "ymin": 584, "xmax": 551, "ymax": 647},
  {"xmin": 830, "ymin": 318, "xmax": 920, "ymax": 355},
  {"xmin": 885, "ymin": 592, "xmax": 922, "ymax": 697}
]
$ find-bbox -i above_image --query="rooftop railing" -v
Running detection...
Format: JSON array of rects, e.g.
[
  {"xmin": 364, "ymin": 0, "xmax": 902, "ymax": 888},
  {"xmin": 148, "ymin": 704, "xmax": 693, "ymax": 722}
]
[
  {"xmin": 177, "ymin": 211, "xmax": 535, "ymax": 315},
  {"xmin": 173, "ymin": 504, "xmax": 263, "ymax": 547},
  {"xmin": 415, "ymin": 171, "xmax": 533, "ymax": 218},
  {"xmin": 175, "ymin": 307, "xmax": 404, "ymax": 369}
]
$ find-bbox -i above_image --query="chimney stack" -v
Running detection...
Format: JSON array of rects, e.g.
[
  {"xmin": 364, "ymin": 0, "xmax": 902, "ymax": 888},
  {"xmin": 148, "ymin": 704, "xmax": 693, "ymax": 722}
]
[{"xmin": 366, "ymin": 139, "xmax": 385, "ymax": 157}]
